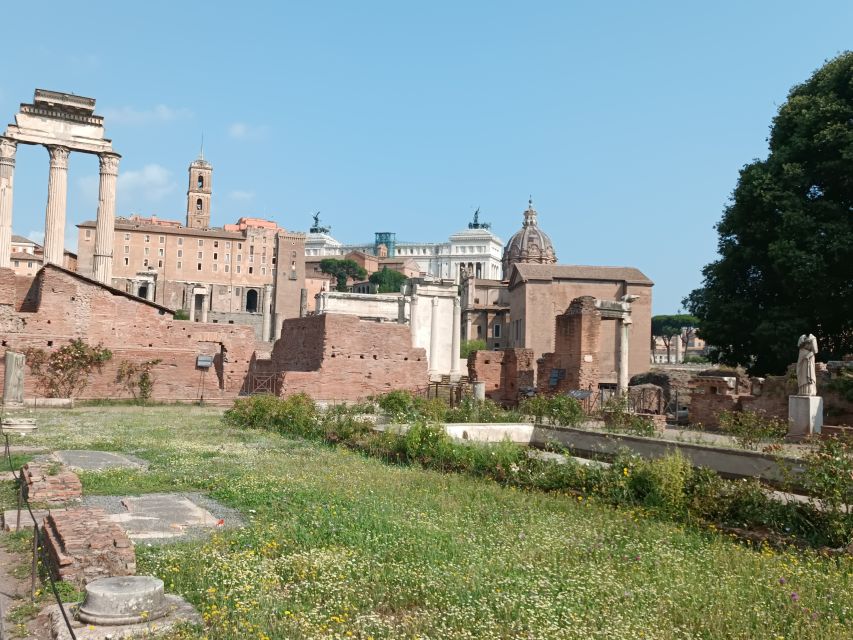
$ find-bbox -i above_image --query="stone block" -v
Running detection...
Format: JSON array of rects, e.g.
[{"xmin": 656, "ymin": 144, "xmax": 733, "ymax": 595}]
[{"xmin": 788, "ymin": 395, "xmax": 823, "ymax": 439}]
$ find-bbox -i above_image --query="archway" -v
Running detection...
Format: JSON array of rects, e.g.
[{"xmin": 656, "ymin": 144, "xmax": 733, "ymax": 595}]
[{"xmin": 246, "ymin": 289, "xmax": 259, "ymax": 313}]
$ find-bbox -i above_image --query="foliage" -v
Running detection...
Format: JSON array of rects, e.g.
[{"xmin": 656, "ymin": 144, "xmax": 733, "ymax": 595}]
[
  {"xmin": 368, "ymin": 266, "xmax": 408, "ymax": 293},
  {"xmin": 460, "ymin": 339, "xmax": 487, "ymax": 359},
  {"xmin": 682, "ymin": 354, "xmax": 709, "ymax": 364},
  {"xmin": 718, "ymin": 409, "xmax": 788, "ymax": 450},
  {"xmin": 319, "ymin": 258, "xmax": 368, "ymax": 292},
  {"xmin": 14, "ymin": 405, "xmax": 853, "ymax": 638},
  {"xmin": 115, "ymin": 359, "xmax": 162, "ymax": 403},
  {"xmin": 518, "ymin": 394, "xmax": 585, "ymax": 427},
  {"xmin": 685, "ymin": 53, "xmax": 853, "ymax": 374},
  {"xmin": 652, "ymin": 314, "xmax": 700, "ymax": 362},
  {"xmin": 600, "ymin": 396, "xmax": 658, "ymax": 437},
  {"xmin": 803, "ymin": 436, "xmax": 853, "ymax": 543},
  {"xmin": 444, "ymin": 397, "xmax": 522, "ymax": 423},
  {"xmin": 826, "ymin": 371, "xmax": 853, "ymax": 403},
  {"xmin": 174, "ymin": 309, "xmax": 190, "ymax": 320},
  {"xmin": 24, "ymin": 339, "xmax": 112, "ymax": 398}
]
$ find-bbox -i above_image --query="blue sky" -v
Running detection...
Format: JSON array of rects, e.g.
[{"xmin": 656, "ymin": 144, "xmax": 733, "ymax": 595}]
[{"xmin": 1, "ymin": 1, "xmax": 850, "ymax": 313}]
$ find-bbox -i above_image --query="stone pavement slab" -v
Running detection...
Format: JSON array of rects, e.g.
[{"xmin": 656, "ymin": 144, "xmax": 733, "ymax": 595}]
[
  {"xmin": 2, "ymin": 507, "xmax": 65, "ymax": 532},
  {"xmin": 53, "ymin": 450, "xmax": 148, "ymax": 471},
  {"xmin": 105, "ymin": 493, "xmax": 220, "ymax": 540}
]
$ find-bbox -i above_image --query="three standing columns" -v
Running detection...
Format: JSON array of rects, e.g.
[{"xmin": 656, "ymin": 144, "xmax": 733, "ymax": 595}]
[
  {"xmin": 43, "ymin": 145, "xmax": 70, "ymax": 266},
  {"xmin": 92, "ymin": 153, "xmax": 121, "ymax": 284},
  {"xmin": 0, "ymin": 138, "xmax": 17, "ymax": 269}
]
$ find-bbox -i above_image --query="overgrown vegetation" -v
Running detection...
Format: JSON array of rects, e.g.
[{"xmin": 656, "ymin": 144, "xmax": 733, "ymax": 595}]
[
  {"xmin": 718, "ymin": 409, "xmax": 788, "ymax": 450},
  {"xmin": 460, "ymin": 338, "xmax": 486, "ymax": 358},
  {"xmin": 24, "ymin": 339, "xmax": 112, "ymax": 398},
  {"xmin": 174, "ymin": 309, "xmax": 190, "ymax": 320},
  {"xmin": 225, "ymin": 394, "xmax": 853, "ymax": 549},
  {"xmin": 116, "ymin": 359, "xmax": 162, "ymax": 403},
  {"xmin": 600, "ymin": 396, "xmax": 658, "ymax": 437},
  {"xmin": 518, "ymin": 394, "xmax": 585, "ymax": 427}
]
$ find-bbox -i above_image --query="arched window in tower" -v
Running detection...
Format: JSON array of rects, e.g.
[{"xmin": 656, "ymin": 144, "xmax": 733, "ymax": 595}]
[
  {"xmin": 197, "ymin": 175, "xmax": 204, "ymax": 189},
  {"xmin": 196, "ymin": 198, "xmax": 203, "ymax": 211}
]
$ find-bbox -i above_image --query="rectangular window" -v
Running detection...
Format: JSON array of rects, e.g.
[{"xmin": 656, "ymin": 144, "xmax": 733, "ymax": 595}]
[
  {"xmin": 493, "ymin": 324, "xmax": 501, "ymax": 338},
  {"xmin": 159, "ymin": 236, "xmax": 165, "ymax": 244},
  {"xmin": 197, "ymin": 263, "xmax": 202, "ymax": 271},
  {"xmin": 158, "ymin": 260, "xmax": 163, "ymax": 268},
  {"xmin": 261, "ymin": 267, "xmax": 266, "ymax": 275},
  {"xmin": 144, "ymin": 235, "xmax": 150, "ymax": 243},
  {"xmin": 214, "ymin": 240, "xmax": 219, "ymax": 248},
  {"xmin": 213, "ymin": 263, "xmax": 218, "ymax": 272},
  {"xmin": 225, "ymin": 264, "xmax": 230, "ymax": 273},
  {"xmin": 144, "ymin": 247, "xmax": 150, "ymax": 256},
  {"xmin": 248, "ymin": 266, "xmax": 253, "ymax": 274},
  {"xmin": 13, "ymin": 260, "xmax": 19, "ymax": 267},
  {"xmin": 158, "ymin": 248, "xmax": 164, "ymax": 257},
  {"xmin": 225, "ymin": 253, "xmax": 230, "ymax": 263},
  {"xmin": 124, "ymin": 233, "xmax": 130, "ymax": 241},
  {"xmin": 249, "ymin": 255, "xmax": 254, "ymax": 263},
  {"xmin": 198, "ymin": 239, "xmax": 204, "ymax": 247},
  {"xmin": 236, "ymin": 265, "xmax": 241, "ymax": 274},
  {"xmin": 85, "ymin": 229, "xmax": 92, "ymax": 239},
  {"xmin": 176, "ymin": 261, "xmax": 182, "ymax": 269},
  {"xmin": 124, "ymin": 257, "xmax": 129, "ymax": 266},
  {"xmin": 178, "ymin": 237, "xmax": 183, "ymax": 246},
  {"xmin": 238, "ymin": 242, "xmax": 242, "ymax": 250},
  {"xmin": 237, "ymin": 254, "xmax": 242, "ymax": 262},
  {"xmin": 197, "ymin": 251, "xmax": 203, "ymax": 259},
  {"xmin": 143, "ymin": 259, "xmax": 148, "ymax": 267},
  {"xmin": 249, "ymin": 245, "xmax": 254, "ymax": 255},
  {"xmin": 261, "ymin": 256, "xmax": 266, "ymax": 264},
  {"xmin": 225, "ymin": 241, "xmax": 231, "ymax": 249},
  {"xmin": 124, "ymin": 246, "xmax": 129, "ymax": 254},
  {"xmin": 177, "ymin": 249, "xmax": 183, "ymax": 258},
  {"xmin": 213, "ymin": 252, "xmax": 218, "ymax": 260}
]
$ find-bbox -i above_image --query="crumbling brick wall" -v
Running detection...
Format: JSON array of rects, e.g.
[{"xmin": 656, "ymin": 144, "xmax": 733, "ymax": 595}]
[
  {"xmin": 43, "ymin": 508, "xmax": 136, "ymax": 587},
  {"xmin": 22, "ymin": 463, "xmax": 82, "ymax": 504},
  {"xmin": 466, "ymin": 348, "xmax": 536, "ymax": 405},
  {"xmin": 270, "ymin": 314, "xmax": 428, "ymax": 401},
  {"xmin": 0, "ymin": 266, "xmax": 255, "ymax": 402},
  {"xmin": 538, "ymin": 296, "xmax": 601, "ymax": 393},
  {"xmin": 467, "ymin": 351, "xmax": 504, "ymax": 400}
]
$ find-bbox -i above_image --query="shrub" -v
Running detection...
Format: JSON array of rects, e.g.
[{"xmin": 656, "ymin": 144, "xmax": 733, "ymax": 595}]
[
  {"xmin": 403, "ymin": 421, "xmax": 452, "ymax": 463},
  {"xmin": 803, "ymin": 436, "xmax": 853, "ymax": 545},
  {"xmin": 627, "ymin": 453, "xmax": 693, "ymax": 517},
  {"xmin": 445, "ymin": 397, "xmax": 521, "ymax": 423},
  {"xmin": 25, "ymin": 339, "xmax": 112, "ymax": 398},
  {"xmin": 224, "ymin": 393, "xmax": 318, "ymax": 437},
  {"xmin": 115, "ymin": 359, "xmax": 162, "ymax": 403},
  {"xmin": 173, "ymin": 309, "xmax": 190, "ymax": 320},
  {"xmin": 600, "ymin": 396, "xmax": 657, "ymax": 437},
  {"xmin": 460, "ymin": 339, "xmax": 487, "ymax": 359},
  {"xmin": 519, "ymin": 395, "xmax": 584, "ymax": 427},
  {"xmin": 718, "ymin": 410, "xmax": 788, "ymax": 450}
]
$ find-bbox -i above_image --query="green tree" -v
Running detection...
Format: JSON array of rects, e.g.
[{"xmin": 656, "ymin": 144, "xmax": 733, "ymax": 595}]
[
  {"xmin": 651, "ymin": 314, "xmax": 700, "ymax": 363},
  {"xmin": 461, "ymin": 339, "xmax": 487, "ymax": 358},
  {"xmin": 685, "ymin": 53, "xmax": 853, "ymax": 375},
  {"xmin": 319, "ymin": 258, "xmax": 367, "ymax": 292},
  {"xmin": 368, "ymin": 267, "xmax": 408, "ymax": 293}
]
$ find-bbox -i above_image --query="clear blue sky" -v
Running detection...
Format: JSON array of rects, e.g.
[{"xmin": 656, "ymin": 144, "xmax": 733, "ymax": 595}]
[{"xmin": 2, "ymin": 1, "xmax": 850, "ymax": 313}]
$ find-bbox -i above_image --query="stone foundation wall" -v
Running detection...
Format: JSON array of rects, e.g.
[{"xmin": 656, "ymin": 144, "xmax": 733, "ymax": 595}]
[
  {"xmin": 270, "ymin": 314, "xmax": 428, "ymax": 401},
  {"xmin": 467, "ymin": 351, "xmax": 504, "ymax": 400},
  {"xmin": 22, "ymin": 463, "xmax": 82, "ymax": 504},
  {"xmin": 538, "ymin": 296, "xmax": 601, "ymax": 393},
  {"xmin": 43, "ymin": 508, "xmax": 136, "ymax": 587}
]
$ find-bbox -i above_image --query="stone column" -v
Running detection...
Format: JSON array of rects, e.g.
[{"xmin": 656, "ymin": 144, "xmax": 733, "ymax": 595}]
[
  {"xmin": 201, "ymin": 292, "xmax": 209, "ymax": 323},
  {"xmin": 188, "ymin": 293, "xmax": 197, "ymax": 322},
  {"xmin": 409, "ymin": 294, "xmax": 419, "ymax": 337},
  {"xmin": 428, "ymin": 296, "xmax": 441, "ymax": 379},
  {"xmin": 674, "ymin": 332, "xmax": 683, "ymax": 364},
  {"xmin": 92, "ymin": 152, "xmax": 120, "ymax": 284},
  {"xmin": 450, "ymin": 296, "xmax": 462, "ymax": 381},
  {"xmin": 274, "ymin": 314, "xmax": 283, "ymax": 340},
  {"xmin": 299, "ymin": 288, "xmax": 308, "ymax": 318},
  {"xmin": 3, "ymin": 351, "xmax": 25, "ymax": 405},
  {"xmin": 617, "ymin": 317, "xmax": 631, "ymax": 395},
  {"xmin": 0, "ymin": 138, "xmax": 17, "ymax": 269},
  {"xmin": 43, "ymin": 145, "xmax": 70, "ymax": 266},
  {"xmin": 145, "ymin": 281, "xmax": 155, "ymax": 301},
  {"xmin": 261, "ymin": 284, "xmax": 273, "ymax": 341}
]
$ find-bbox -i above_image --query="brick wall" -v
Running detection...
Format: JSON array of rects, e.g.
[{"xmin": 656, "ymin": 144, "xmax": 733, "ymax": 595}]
[
  {"xmin": 538, "ymin": 296, "xmax": 601, "ymax": 393},
  {"xmin": 467, "ymin": 351, "xmax": 504, "ymax": 400},
  {"xmin": 0, "ymin": 266, "xmax": 256, "ymax": 402},
  {"xmin": 22, "ymin": 463, "xmax": 82, "ymax": 504},
  {"xmin": 269, "ymin": 313, "xmax": 428, "ymax": 401},
  {"xmin": 43, "ymin": 508, "xmax": 136, "ymax": 587}
]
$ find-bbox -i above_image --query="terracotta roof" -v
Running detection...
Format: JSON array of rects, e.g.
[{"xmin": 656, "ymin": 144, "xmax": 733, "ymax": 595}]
[
  {"xmin": 510, "ymin": 263, "xmax": 653, "ymax": 286},
  {"xmin": 77, "ymin": 219, "xmax": 245, "ymax": 240},
  {"xmin": 11, "ymin": 234, "xmax": 37, "ymax": 244},
  {"xmin": 10, "ymin": 252, "xmax": 42, "ymax": 261}
]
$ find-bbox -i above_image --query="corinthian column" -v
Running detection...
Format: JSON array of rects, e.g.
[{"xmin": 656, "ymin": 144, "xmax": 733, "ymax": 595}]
[
  {"xmin": 0, "ymin": 138, "xmax": 16, "ymax": 269},
  {"xmin": 450, "ymin": 296, "xmax": 462, "ymax": 381},
  {"xmin": 43, "ymin": 145, "xmax": 70, "ymax": 266},
  {"xmin": 92, "ymin": 152, "xmax": 120, "ymax": 284}
]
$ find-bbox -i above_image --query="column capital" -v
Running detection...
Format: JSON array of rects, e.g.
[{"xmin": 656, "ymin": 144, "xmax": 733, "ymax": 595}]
[
  {"xmin": 98, "ymin": 152, "xmax": 121, "ymax": 175},
  {"xmin": 46, "ymin": 145, "xmax": 70, "ymax": 169},
  {"xmin": 0, "ymin": 137, "xmax": 17, "ymax": 162}
]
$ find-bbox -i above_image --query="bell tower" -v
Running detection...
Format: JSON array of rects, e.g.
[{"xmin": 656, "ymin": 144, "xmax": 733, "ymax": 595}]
[{"xmin": 186, "ymin": 152, "xmax": 212, "ymax": 229}]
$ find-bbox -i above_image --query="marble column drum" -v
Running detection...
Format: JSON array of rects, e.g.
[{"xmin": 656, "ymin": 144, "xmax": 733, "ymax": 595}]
[
  {"xmin": 92, "ymin": 152, "xmax": 120, "ymax": 284},
  {"xmin": 0, "ymin": 138, "xmax": 16, "ymax": 269},
  {"xmin": 43, "ymin": 145, "xmax": 70, "ymax": 266}
]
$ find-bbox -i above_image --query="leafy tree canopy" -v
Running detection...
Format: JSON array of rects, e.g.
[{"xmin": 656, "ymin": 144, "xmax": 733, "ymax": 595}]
[
  {"xmin": 685, "ymin": 52, "xmax": 853, "ymax": 375},
  {"xmin": 461, "ymin": 339, "xmax": 487, "ymax": 359},
  {"xmin": 368, "ymin": 267, "xmax": 408, "ymax": 294},
  {"xmin": 651, "ymin": 314, "xmax": 700, "ymax": 338},
  {"xmin": 319, "ymin": 258, "xmax": 367, "ymax": 292}
]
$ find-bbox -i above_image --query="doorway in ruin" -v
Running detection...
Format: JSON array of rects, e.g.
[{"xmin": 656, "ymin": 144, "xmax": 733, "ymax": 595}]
[
  {"xmin": 246, "ymin": 289, "xmax": 259, "ymax": 313},
  {"xmin": 193, "ymin": 294, "xmax": 204, "ymax": 320},
  {"xmin": 137, "ymin": 284, "xmax": 148, "ymax": 299}
]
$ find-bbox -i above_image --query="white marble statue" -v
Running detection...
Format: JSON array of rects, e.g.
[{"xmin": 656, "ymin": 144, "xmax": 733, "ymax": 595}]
[{"xmin": 796, "ymin": 334, "xmax": 818, "ymax": 396}]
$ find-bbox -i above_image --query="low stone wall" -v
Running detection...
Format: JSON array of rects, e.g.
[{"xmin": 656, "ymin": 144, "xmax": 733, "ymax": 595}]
[
  {"xmin": 43, "ymin": 508, "xmax": 136, "ymax": 587},
  {"xmin": 22, "ymin": 463, "xmax": 82, "ymax": 504}
]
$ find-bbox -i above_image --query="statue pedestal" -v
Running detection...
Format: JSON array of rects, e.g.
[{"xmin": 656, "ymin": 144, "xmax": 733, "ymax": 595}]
[{"xmin": 788, "ymin": 395, "xmax": 823, "ymax": 439}]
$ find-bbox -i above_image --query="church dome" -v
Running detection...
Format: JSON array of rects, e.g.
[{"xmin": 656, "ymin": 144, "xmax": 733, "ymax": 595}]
[{"xmin": 502, "ymin": 199, "xmax": 557, "ymax": 278}]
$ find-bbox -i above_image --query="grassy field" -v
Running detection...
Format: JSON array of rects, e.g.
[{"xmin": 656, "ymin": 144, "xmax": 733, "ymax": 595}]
[{"xmin": 2, "ymin": 406, "xmax": 852, "ymax": 639}]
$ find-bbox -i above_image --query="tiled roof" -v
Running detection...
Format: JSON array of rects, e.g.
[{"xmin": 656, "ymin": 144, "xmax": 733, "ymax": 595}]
[{"xmin": 511, "ymin": 263, "xmax": 653, "ymax": 286}]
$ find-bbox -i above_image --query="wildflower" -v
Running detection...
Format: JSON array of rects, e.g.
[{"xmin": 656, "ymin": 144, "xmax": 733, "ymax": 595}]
[
  {"xmin": 778, "ymin": 577, "xmax": 786, "ymax": 585},
  {"xmin": 790, "ymin": 592, "xmax": 799, "ymax": 602},
  {"xmin": 623, "ymin": 467, "xmax": 629, "ymax": 476}
]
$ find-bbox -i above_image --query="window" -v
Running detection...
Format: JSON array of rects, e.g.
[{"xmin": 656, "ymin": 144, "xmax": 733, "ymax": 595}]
[
  {"xmin": 248, "ymin": 266, "xmax": 254, "ymax": 274},
  {"xmin": 196, "ymin": 198, "xmax": 202, "ymax": 211},
  {"xmin": 124, "ymin": 246, "xmax": 129, "ymax": 254},
  {"xmin": 261, "ymin": 256, "xmax": 266, "ymax": 264},
  {"xmin": 493, "ymin": 324, "xmax": 501, "ymax": 338},
  {"xmin": 158, "ymin": 248, "xmax": 164, "ymax": 257},
  {"xmin": 197, "ymin": 251, "xmax": 203, "ymax": 259},
  {"xmin": 197, "ymin": 263, "xmax": 202, "ymax": 271},
  {"xmin": 261, "ymin": 267, "xmax": 266, "ymax": 275},
  {"xmin": 85, "ymin": 229, "xmax": 91, "ymax": 239},
  {"xmin": 144, "ymin": 247, "xmax": 150, "ymax": 256},
  {"xmin": 144, "ymin": 235, "xmax": 150, "ymax": 243},
  {"xmin": 237, "ymin": 254, "xmax": 242, "ymax": 262},
  {"xmin": 213, "ymin": 240, "xmax": 219, "ymax": 248},
  {"xmin": 178, "ymin": 249, "xmax": 183, "ymax": 258},
  {"xmin": 225, "ymin": 265, "xmax": 230, "ymax": 273},
  {"xmin": 124, "ymin": 233, "xmax": 130, "ymax": 241},
  {"xmin": 159, "ymin": 236, "xmax": 165, "ymax": 244},
  {"xmin": 13, "ymin": 260, "xmax": 19, "ymax": 267},
  {"xmin": 176, "ymin": 261, "xmax": 182, "ymax": 269},
  {"xmin": 158, "ymin": 260, "xmax": 163, "ymax": 268},
  {"xmin": 225, "ymin": 253, "xmax": 230, "ymax": 263},
  {"xmin": 143, "ymin": 259, "xmax": 149, "ymax": 267},
  {"xmin": 178, "ymin": 237, "xmax": 183, "ymax": 246},
  {"xmin": 249, "ymin": 245, "xmax": 254, "ymax": 255},
  {"xmin": 124, "ymin": 257, "xmax": 129, "ymax": 266},
  {"xmin": 237, "ymin": 242, "xmax": 242, "ymax": 249},
  {"xmin": 213, "ymin": 264, "xmax": 218, "ymax": 272},
  {"xmin": 27, "ymin": 261, "xmax": 33, "ymax": 268},
  {"xmin": 236, "ymin": 265, "xmax": 241, "ymax": 274},
  {"xmin": 198, "ymin": 239, "xmax": 204, "ymax": 247},
  {"xmin": 249, "ymin": 256, "xmax": 254, "ymax": 263},
  {"xmin": 225, "ymin": 241, "xmax": 231, "ymax": 249},
  {"xmin": 197, "ymin": 175, "xmax": 204, "ymax": 189},
  {"xmin": 213, "ymin": 252, "xmax": 218, "ymax": 260}
]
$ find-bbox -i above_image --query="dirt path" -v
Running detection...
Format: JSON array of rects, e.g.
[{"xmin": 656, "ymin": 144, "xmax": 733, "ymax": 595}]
[{"xmin": 0, "ymin": 535, "xmax": 30, "ymax": 639}]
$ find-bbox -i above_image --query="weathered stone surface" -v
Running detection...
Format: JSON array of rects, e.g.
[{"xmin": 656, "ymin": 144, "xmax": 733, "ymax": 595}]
[
  {"xmin": 43, "ymin": 507, "xmax": 136, "ymax": 587},
  {"xmin": 788, "ymin": 395, "xmax": 823, "ymax": 439},
  {"xmin": 467, "ymin": 348, "xmax": 536, "ymax": 405},
  {"xmin": 109, "ymin": 493, "xmax": 219, "ymax": 540},
  {"xmin": 22, "ymin": 462, "xmax": 82, "ymax": 504},
  {"xmin": 78, "ymin": 576, "xmax": 167, "ymax": 625},
  {"xmin": 2, "ymin": 350, "xmax": 24, "ymax": 404},
  {"xmin": 54, "ymin": 450, "xmax": 147, "ymax": 472}
]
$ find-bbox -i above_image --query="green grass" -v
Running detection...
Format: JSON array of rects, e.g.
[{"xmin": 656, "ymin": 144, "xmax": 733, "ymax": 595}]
[{"xmin": 4, "ymin": 406, "xmax": 853, "ymax": 639}]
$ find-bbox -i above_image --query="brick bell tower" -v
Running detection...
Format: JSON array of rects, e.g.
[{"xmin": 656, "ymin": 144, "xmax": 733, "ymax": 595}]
[{"xmin": 186, "ymin": 151, "xmax": 212, "ymax": 229}]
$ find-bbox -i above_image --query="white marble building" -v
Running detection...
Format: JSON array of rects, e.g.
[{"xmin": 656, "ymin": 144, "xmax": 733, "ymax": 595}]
[{"xmin": 304, "ymin": 212, "xmax": 504, "ymax": 283}]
